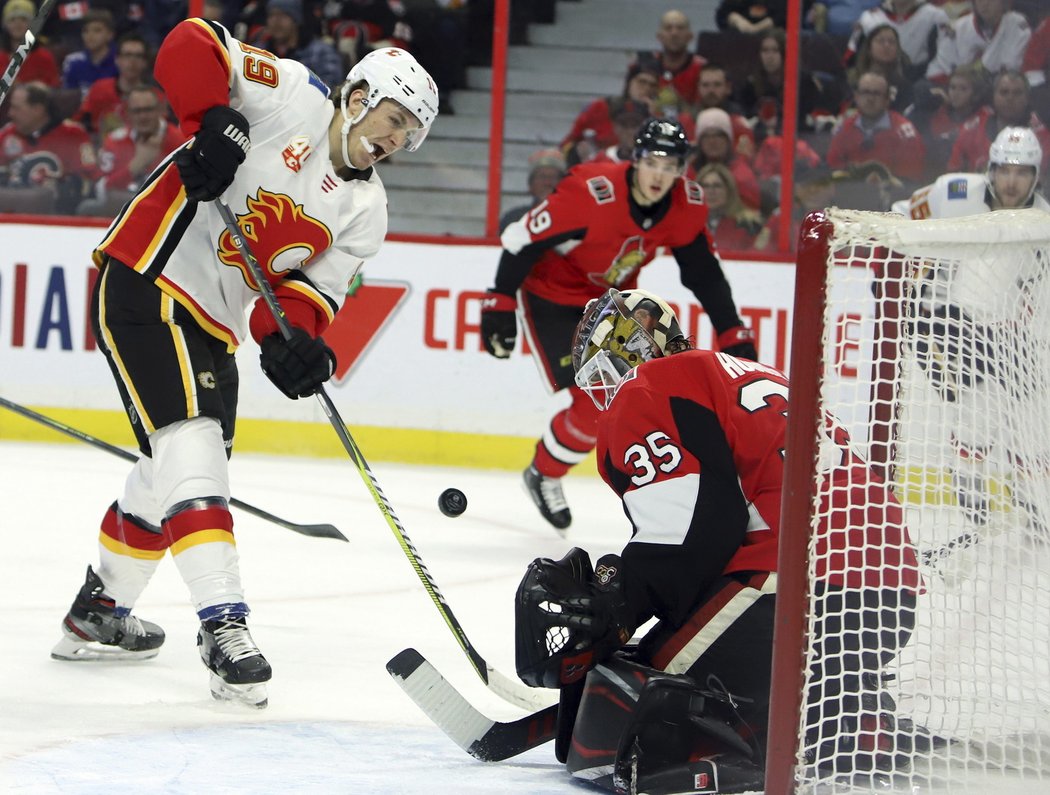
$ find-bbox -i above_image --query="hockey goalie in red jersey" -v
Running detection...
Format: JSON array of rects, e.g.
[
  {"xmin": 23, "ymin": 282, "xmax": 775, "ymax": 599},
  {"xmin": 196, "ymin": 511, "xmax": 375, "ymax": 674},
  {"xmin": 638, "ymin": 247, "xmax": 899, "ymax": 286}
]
[
  {"xmin": 480, "ymin": 118, "xmax": 757, "ymax": 534},
  {"xmin": 513, "ymin": 288, "xmax": 924, "ymax": 793},
  {"xmin": 50, "ymin": 17, "xmax": 438, "ymax": 708}
]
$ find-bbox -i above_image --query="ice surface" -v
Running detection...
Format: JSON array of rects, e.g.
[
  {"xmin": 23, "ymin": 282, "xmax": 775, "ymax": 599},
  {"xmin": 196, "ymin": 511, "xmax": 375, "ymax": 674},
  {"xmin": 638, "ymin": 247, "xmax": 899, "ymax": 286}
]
[{"xmin": 0, "ymin": 441, "xmax": 628, "ymax": 793}]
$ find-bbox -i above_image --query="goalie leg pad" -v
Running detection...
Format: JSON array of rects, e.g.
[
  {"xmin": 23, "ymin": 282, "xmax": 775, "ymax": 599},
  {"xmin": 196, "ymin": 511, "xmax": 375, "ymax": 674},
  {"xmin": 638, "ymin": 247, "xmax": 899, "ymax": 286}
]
[{"xmin": 566, "ymin": 654, "xmax": 764, "ymax": 795}]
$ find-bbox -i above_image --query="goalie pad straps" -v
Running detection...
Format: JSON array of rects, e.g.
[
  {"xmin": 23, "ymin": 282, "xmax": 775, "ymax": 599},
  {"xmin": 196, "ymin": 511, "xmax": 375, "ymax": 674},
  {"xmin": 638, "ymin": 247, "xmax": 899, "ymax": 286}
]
[{"xmin": 566, "ymin": 654, "xmax": 763, "ymax": 795}]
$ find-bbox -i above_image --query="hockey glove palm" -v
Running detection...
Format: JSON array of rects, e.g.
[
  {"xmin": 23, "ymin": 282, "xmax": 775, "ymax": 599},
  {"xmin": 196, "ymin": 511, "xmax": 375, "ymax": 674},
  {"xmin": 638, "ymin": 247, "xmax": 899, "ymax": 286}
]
[
  {"xmin": 174, "ymin": 105, "xmax": 251, "ymax": 202},
  {"xmin": 259, "ymin": 328, "xmax": 337, "ymax": 399},
  {"xmin": 480, "ymin": 290, "xmax": 517, "ymax": 358},
  {"xmin": 717, "ymin": 325, "xmax": 758, "ymax": 361}
]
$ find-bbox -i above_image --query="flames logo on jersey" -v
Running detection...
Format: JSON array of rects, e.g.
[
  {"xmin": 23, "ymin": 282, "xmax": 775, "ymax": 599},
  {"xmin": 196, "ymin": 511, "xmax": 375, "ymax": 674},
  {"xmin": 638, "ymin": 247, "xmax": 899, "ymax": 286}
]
[
  {"xmin": 217, "ymin": 189, "xmax": 332, "ymax": 288},
  {"xmin": 9, "ymin": 151, "xmax": 63, "ymax": 187},
  {"xmin": 593, "ymin": 235, "xmax": 648, "ymax": 288}
]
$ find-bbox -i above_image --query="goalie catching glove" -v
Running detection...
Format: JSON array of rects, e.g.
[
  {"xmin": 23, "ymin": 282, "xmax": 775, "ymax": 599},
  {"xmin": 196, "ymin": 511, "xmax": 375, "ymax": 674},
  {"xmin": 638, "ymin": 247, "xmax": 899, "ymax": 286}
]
[
  {"xmin": 259, "ymin": 328, "xmax": 337, "ymax": 399},
  {"xmin": 174, "ymin": 105, "xmax": 251, "ymax": 202},
  {"xmin": 515, "ymin": 548, "xmax": 634, "ymax": 688},
  {"xmin": 480, "ymin": 290, "xmax": 517, "ymax": 358}
]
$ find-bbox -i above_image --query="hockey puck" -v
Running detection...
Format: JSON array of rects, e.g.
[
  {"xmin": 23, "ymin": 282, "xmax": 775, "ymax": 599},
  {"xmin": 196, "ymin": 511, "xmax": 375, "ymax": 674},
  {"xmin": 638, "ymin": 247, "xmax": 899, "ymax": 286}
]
[{"xmin": 438, "ymin": 488, "xmax": 467, "ymax": 518}]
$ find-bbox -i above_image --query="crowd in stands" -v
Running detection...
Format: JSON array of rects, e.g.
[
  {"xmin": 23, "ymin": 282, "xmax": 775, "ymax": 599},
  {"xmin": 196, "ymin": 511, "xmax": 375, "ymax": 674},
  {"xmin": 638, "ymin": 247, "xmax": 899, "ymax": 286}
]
[
  {"xmin": 543, "ymin": 0, "xmax": 1050, "ymax": 253},
  {"xmin": 0, "ymin": 0, "xmax": 498, "ymax": 216},
  {"xmin": 1, "ymin": 0, "xmax": 1049, "ymax": 247}
]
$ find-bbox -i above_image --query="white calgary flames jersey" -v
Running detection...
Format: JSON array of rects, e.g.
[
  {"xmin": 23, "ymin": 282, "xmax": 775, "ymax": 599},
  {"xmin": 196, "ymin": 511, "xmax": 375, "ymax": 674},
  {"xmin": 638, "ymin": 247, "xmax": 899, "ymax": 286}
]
[
  {"xmin": 894, "ymin": 172, "xmax": 1050, "ymax": 219},
  {"xmin": 95, "ymin": 19, "xmax": 386, "ymax": 350}
]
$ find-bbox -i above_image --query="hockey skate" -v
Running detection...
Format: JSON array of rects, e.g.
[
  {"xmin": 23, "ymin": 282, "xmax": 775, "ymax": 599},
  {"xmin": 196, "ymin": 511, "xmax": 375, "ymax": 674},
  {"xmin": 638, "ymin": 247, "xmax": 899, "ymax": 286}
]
[
  {"xmin": 198, "ymin": 615, "xmax": 271, "ymax": 708},
  {"xmin": 51, "ymin": 566, "xmax": 165, "ymax": 661},
  {"xmin": 523, "ymin": 465, "xmax": 571, "ymax": 533}
]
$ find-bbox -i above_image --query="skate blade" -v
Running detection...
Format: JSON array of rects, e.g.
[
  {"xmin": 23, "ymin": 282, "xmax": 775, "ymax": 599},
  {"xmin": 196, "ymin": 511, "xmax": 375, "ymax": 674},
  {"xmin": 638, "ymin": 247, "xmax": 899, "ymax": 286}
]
[
  {"xmin": 209, "ymin": 674, "xmax": 268, "ymax": 709},
  {"xmin": 51, "ymin": 633, "xmax": 160, "ymax": 662}
]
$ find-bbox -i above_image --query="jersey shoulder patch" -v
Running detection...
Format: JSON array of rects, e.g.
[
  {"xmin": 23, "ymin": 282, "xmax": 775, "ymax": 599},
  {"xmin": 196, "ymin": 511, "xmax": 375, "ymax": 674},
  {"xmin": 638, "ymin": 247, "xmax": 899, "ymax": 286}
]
[
  {"xmin": 586, "ymin": 175, "xmax": 615, "ymax": 205},
  {"xmin": 683, "ymin": 178, "xmax": 704, "ymax": 205}
]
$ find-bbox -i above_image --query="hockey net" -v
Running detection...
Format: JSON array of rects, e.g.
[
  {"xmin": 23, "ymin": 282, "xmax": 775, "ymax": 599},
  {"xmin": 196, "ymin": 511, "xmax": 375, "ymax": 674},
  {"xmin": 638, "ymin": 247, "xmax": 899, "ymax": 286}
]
[{"xmin": 766, "ymin": 208, "xmax": 1050, "ymax": 795}]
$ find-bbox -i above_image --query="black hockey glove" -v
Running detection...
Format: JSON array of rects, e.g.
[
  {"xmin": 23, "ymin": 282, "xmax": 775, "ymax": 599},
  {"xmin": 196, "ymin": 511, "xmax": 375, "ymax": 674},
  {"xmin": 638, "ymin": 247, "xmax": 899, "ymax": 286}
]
[
  {"xmin": 259, "ymin": 328, "xmax": 337, "ymax": 400},
  {"xmin": 174, "ymin": 105, "xmax": 251, "ymax": 202},
  {"xmin": 717, "ymin": 325, "xmax": 758, "ymax": 361},
  {"xmin": 480, "ymin": 290, "xmax": 517, "ymax": 358}
]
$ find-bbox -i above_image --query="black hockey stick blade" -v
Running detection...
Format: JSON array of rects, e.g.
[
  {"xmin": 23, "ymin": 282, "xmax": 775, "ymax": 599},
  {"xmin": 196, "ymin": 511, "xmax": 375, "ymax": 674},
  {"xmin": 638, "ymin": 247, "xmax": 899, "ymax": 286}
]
[
  {"xmin": 0, "ymin": 396, "xmax": 347, "ymax": 541},
  {"xmin": 386, "ymin": 648, "xmax": 559, "ymax": 762}
]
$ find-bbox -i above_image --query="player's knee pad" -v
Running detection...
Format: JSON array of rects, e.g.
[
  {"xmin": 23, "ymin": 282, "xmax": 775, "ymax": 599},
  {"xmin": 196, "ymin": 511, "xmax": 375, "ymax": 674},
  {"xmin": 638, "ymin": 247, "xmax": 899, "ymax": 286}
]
[
  {"xmin": 567, "ymin": 653, "xmax": 764, "ymax": 795},
  {"xmin": 149, "ymin": 416, "xmax": 230, "ymax": 513}
]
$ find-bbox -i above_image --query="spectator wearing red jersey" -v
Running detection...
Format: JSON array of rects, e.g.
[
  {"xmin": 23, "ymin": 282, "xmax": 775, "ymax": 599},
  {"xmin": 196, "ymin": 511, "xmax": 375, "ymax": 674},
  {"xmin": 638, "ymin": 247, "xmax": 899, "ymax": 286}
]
[
  {"xmin": 631, "ymin": 9, "xmax": 705, "ymax": 109},
  {"xmin": 912, "ymin": 65, "xmax": 987, "ymax": 175},
  {"xmin": 696, "ymin": 163, "xmax": 763, "ymax": 252},
  {"xmin": 925, "ymin": 0, "xmax": 1031, "ymax": 83},
  {"xmin": 0, "ymin": 82, "xmax": 98, "ymax": 213},
  {"xmin": 0, "ymin": 0, "xmax": 60, "ymax": 87},
  {"xmin": 1023, "ymin": 16, "xmax": 1050, "ymax": 125},
  {"xmin": 948, "ymin": 70, "xmax": 1050, "ymax": 174},
  {"xmin": 827, "ymin": 71, "xmax": 926, "ymax": 183},
  {"xmin": 694, "ymin": 63, "xmax": 755, "ymax": 159},
  {"xmin": 74, "ymin": 32, "xmax": 152, "ymax": 137},
  {"xmin": 561, "ymin": 61, "xmax": 661, "ymax": 166},
  {"xmin": 78, "ymin": 85, "xmax": 185, "ymax": 217},
  {"xmin": 691, "ymin": 107, "xmax": 762, "ymax": 210}
]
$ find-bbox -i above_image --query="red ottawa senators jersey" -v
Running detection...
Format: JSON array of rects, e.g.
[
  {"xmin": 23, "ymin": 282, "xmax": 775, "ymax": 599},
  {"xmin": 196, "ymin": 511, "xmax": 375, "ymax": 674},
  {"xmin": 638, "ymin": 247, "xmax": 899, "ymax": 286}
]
[
  {"xmin": 500, "ymin": 160, "xmax": 713, "ymax": 306},
  {"xmin": 596, "ymin": 350, "xmax": 921, "ymax": 628}
]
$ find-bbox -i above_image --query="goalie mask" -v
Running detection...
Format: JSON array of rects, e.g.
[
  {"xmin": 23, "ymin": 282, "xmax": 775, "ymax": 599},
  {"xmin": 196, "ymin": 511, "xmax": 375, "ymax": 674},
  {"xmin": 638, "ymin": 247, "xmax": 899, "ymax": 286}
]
[
  {"xmin": 987, "ymin": 126, "xmax": 1042, "ymax": 208},
  {"xmin": 571, "ymin": 288, "xmax": 688, "ymax": 410},
  {"xmin": 339, "ymin": 47, "xmax": 439, "ymax": 167}
]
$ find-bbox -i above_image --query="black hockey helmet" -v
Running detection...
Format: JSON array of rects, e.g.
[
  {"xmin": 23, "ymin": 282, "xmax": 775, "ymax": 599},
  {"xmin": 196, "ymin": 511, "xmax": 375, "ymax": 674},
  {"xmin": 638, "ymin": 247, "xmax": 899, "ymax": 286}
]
[
  {"xmin": 516, "ymin": 547, "xmax": 603, "ymax": 689},
  {"xmin": 632, "ymin": 118, "xmax": 690, "ymax": 164}
]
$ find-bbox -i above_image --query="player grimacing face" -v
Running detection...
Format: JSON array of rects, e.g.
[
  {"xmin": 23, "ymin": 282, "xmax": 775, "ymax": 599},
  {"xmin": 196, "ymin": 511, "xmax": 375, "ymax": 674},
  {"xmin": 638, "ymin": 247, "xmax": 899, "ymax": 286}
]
[
  {"xmin": 631, "ymin": 154, "xmax": 683, "ymax": 205},
  {"xmin": 331, "ymin": 93, "xmax": 424, "ymax": 170},
  {"xmin": 990, "ymin": 163, "xmax": 1037, "ymax": 209}
]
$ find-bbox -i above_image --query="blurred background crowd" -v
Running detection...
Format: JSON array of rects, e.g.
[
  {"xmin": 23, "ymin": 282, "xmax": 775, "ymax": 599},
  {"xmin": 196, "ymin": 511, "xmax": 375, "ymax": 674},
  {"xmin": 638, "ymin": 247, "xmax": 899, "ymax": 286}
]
[{"xmin": 0, "ymin": 0, "xmax": 1047, "ymax": 251}]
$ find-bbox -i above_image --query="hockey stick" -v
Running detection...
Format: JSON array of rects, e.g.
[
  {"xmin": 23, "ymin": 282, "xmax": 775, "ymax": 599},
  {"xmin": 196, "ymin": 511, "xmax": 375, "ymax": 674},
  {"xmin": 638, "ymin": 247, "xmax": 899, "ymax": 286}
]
[
  {"xmin": 215, "ymin": 199, "xmax": 549, "ymax": 711},
  {"xmin": 0, "ymin": 395, "xmax": 347, "ymax": 541},
  {"xmin": 0, "ymin": 0, "xmax": 60, "ymax": 107},
  {"xmin": 387, "ymin": 648, "xmax": 558, "ymax": 761}
]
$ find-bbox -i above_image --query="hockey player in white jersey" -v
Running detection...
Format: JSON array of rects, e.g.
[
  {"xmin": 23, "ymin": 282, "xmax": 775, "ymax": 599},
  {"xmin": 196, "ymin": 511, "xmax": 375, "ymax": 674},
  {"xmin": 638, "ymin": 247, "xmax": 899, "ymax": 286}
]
[
  {"xmin": 896, "ymin": 127, "xmax": 1050, "ymax": 549},
  {"xmin": 50, "ymin": 17, "xmax": 437, "ymax": 707},
  {"xmin": 894, "ymin": 126, "xmax": 1050, "ymax": 217}
]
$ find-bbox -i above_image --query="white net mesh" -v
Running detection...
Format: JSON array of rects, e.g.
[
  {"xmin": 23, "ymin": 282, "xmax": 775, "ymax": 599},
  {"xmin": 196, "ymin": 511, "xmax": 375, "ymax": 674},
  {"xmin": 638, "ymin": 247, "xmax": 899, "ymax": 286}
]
[{"xmin": 792, "ymin": 208, "xmax": 1050, "ymax": 794}]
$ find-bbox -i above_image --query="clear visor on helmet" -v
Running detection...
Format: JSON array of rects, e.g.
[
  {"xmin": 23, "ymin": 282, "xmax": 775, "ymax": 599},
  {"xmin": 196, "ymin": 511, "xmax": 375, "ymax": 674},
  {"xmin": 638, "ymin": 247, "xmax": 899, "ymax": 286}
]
[{"xmin": 575, "ymin": 348, "xmax": 635, "ymax": 410}]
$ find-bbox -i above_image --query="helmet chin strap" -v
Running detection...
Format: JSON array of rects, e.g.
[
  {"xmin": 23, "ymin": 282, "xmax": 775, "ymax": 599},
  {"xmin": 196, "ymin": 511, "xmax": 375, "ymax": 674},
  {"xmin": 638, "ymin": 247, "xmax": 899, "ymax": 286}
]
[{"xmin": 340, "ymin": 90, "xmax": 372, "ymax": 170}]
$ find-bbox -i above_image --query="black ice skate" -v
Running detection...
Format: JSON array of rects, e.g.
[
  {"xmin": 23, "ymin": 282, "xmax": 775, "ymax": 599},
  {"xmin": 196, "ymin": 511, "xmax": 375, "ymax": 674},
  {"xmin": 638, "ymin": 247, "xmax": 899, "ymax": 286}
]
[
  {"xmin": 523, "ymin": 465, "xmax": 571, "ymax": 533},
  {"xmin": 51, "ymin": 565, "xmax": 165, "ymax": 661},
  {"xmin": 198, "ymin": 615, "xmax": 271, "ymax": 708}
]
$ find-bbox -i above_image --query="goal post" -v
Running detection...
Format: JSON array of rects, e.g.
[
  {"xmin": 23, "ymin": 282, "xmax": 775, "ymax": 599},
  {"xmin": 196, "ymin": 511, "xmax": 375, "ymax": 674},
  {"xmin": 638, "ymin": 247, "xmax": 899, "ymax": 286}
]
[{"xmin": 765, "ymin": 207, "xmax": 1050, "ymax": 794}]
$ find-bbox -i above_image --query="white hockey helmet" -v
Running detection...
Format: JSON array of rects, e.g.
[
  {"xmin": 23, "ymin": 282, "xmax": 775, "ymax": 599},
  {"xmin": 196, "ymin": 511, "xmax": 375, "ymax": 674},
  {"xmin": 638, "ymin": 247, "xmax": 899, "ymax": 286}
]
[
  {"xmin": 571, "ymin": 288, "xmax": 689, "ymax": 410},
  {"xmin": 987, "ymin": 126, "xmax": 1042, "ymax": 206},
  {"xmin": 339, "ymin": 47, "xmax": 439, "ymax": 163}
]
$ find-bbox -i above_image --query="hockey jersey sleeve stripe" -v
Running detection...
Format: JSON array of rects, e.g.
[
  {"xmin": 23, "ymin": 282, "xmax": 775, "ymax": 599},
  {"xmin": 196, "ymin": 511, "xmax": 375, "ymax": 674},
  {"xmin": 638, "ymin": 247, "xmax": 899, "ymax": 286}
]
[
  {"xmin": 280, "ymin": 272, "xmax": 338, "ymax": 324},
  {"xmin": 155, "ymin": 18, "xmax": 234, "ymax": 135},
  {"xmin": 155, "ymin": 274, "xmax": 237, "ymax": 352},
  {"xmin": 623, "ymin": 474, "xmax": 700, "ymax": 547}
]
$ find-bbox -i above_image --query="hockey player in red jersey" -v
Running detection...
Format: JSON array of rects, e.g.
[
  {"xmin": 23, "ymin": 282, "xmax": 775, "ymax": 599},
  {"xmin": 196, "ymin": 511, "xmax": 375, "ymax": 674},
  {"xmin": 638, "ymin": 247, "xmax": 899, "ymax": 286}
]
[
  {"xmin": 514, "ymin": 289, "xmax": 923, "ymax": 792},
  {"xmin": 481, "ymin": 118, "xmax": 757, "ymax": 533},
  {"xmin": 51, "ymin": 17, "xmax": 438, "ymax": 707}
]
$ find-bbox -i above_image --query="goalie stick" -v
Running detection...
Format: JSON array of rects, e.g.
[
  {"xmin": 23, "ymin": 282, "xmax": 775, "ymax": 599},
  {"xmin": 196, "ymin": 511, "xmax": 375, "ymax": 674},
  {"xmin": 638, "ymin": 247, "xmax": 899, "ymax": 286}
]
[
  {"xmin": 386, "ymin": 648, "xmax": 558, "ymax": 762},
  {"xmin": 0, "ymin": 395, "xmax": 347, "ymax": 541},
  {"xmin": 216, "ymin": 200, "xmax": 550, "ymax": 711},
  {"xmin": 0, "ymin": 0, "xmax": 60, "ymax": 107}
]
